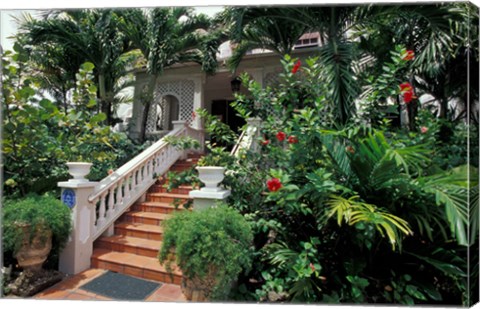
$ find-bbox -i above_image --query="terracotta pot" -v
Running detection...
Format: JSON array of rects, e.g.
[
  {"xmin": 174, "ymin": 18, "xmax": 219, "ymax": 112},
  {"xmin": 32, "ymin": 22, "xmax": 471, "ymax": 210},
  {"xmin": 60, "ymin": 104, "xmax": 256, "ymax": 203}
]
[
  {"xmin": 15, "ymin": 223, "xmax": 52, "ymax": 273},
  {"xmin": 181, "ymin": 274, "xmax": 217, "ymax": 302}
]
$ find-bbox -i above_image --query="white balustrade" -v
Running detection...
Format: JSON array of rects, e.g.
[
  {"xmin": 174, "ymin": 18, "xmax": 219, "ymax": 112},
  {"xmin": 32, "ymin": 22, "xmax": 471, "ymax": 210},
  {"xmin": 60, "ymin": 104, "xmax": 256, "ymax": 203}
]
[
  {"xmin": 87, "ymin": 123, "xmax": 204, "ymax": 241},
  {"xmin": 231, "ymin": 117, "xmax": 263, "ymax": 157}
]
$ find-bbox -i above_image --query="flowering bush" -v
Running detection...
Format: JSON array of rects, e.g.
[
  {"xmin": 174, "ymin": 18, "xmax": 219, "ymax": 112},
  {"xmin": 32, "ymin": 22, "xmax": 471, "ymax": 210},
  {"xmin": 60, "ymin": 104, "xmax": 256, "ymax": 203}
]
[{"xmin": 212, "ymin": 52, "xmax": 475, "ymax": 304}]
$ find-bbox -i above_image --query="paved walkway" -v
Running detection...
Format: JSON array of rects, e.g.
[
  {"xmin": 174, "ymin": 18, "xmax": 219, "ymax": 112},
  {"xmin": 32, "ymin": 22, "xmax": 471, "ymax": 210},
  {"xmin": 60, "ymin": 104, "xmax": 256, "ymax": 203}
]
[{"xmin": 32, "ymin": 268, "xmax": 186, "ymax": 302}]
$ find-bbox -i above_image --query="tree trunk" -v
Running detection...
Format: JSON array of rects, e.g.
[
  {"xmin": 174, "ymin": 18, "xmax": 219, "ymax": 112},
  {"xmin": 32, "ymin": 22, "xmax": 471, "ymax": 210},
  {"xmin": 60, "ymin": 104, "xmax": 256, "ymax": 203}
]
[
  {"xmin": 98, "ymin": 73, "xmax": 111, "ymax": 125},
  {"xmin": 139, "ymin": 75, "xmax": 157, "ymax": 143}
]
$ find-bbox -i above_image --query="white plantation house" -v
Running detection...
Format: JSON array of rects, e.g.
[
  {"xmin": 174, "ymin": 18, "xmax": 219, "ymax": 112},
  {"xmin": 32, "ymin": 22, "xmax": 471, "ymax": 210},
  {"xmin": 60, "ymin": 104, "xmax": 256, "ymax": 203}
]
[{"xmin": 128, "ymin": 33, "xmax": 324, "ymax": 140}]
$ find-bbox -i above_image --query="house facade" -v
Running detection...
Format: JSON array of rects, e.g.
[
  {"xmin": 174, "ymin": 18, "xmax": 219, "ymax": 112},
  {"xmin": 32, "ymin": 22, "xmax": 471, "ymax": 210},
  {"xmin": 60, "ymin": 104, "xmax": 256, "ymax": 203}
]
[{"xmin": 127, "ymin": 36, "xmax": 322, "ymax": 140}]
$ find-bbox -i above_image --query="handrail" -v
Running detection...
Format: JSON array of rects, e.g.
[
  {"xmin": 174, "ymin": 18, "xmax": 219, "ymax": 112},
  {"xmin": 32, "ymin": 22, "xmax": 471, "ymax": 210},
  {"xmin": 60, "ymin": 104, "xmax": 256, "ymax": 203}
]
[
  {"xmin": 231, "ymin": 129, "xmax": 247, "ymax": 156},
  {"xmin": 231, "ymin": 117, "xmax": 262, "ymax": 157},
  {"xmin": 87, "ymin": 124, "xmax": 204, "ymax": 241},
  {"xmin": 88, "ymin": 126, "xmax": 185, "ymax": 203}
]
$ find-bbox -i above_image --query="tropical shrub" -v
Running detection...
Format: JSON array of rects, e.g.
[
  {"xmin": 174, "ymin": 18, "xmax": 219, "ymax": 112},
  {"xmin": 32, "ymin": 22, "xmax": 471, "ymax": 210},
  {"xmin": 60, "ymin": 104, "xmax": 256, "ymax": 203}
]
[
  {"xmin": 204, "ymin": 52, "xmax": 476, "ymax": 305},
  {"xmin": 2, "ymin": 51, "xmax": 143, "ymax": 198},
  {"xmin": 159, "ymin": 205, "xmax": 254, "ymax": 300}
]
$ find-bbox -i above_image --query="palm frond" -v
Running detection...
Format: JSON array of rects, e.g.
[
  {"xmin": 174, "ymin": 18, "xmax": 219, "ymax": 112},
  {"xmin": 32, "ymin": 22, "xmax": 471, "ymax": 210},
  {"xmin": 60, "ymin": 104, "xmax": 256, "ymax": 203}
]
[
  {"xmin": 326, "ymin": 195, "xmax": 413, "ymax": 250},
  {"xmin": 418, "ymin": 165, "xmax": 473, "ymax": 246}
]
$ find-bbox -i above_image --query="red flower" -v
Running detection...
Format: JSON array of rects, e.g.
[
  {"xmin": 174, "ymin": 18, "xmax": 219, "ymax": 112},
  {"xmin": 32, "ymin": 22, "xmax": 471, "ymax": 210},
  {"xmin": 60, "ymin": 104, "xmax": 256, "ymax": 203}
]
[
  {"xmin": 345, "ymin": 146, "xmax": 355, "ymax": 154},
  {"xmin": 421, "ymin": 126, "xmax": 428, "ymax": 134},
  {"xmin": 402, "ymin": 50, "xmax": 415, "ymax": 61},
  {"xmin": 400, "ymin": 82, "xmax": 415, "ymax": 104},
  {"xmin": 292, "ymin": 60, "xmax": 301, "ymax": 74},
  {"xmin": 276, "ymin": 131, "xmax": 286, "ymax": 142},
  {"xmin": 261, "ymin": 139, "xmax": 270, "ymax": 146},
  {"xmin": 267, "ymin": 178, "xmax": 282, "ymax": 192},
  {"xmin": 400, "ymin": 82, "xmax": 413, "ymax": 92},
  {"xmin": 287, "ymin": 135, "xmax": 298, "ymax": 144},
  {"xmin": 403, "ymin": 91, "xmax": 413, "ymax": 103}
]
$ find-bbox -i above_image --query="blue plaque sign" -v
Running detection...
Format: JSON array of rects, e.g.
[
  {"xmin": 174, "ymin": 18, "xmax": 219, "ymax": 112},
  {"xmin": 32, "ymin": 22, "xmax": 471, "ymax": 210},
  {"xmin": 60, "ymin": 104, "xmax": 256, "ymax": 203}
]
[{"xmin": 62, "ymin": 189, "xmax": 76, "ymax": 209}]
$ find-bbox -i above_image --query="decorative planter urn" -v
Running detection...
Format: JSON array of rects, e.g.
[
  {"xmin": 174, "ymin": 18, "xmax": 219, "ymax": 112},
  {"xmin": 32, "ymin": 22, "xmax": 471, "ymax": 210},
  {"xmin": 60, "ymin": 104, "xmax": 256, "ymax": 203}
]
[
  {"xmin": 66, "ymin": 162, "xmax": 93, "ymax": 183},
  {"xmin": 15, "ymin": 223, "xmax": 52, "ymax": 273},
  {"xmin": 195, "ymin": 166, "xmax": 226, "ymax": 192}
]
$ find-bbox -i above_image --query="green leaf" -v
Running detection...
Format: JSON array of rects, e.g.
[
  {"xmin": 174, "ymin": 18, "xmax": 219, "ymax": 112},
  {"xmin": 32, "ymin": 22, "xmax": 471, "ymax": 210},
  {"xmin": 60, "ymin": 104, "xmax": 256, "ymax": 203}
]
[
  {"xmin": 81, "ymin": 62, "xmax": 95, "ymax": 72},
  {"xmin": 90, "ymin": 113, "xmax": 107, "ymax": 124}
]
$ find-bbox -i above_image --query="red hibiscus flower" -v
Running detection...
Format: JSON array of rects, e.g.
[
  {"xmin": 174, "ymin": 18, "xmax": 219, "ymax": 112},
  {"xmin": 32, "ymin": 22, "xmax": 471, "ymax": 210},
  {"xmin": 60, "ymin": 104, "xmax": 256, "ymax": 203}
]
[
  {"xmin": 402, "ymin": 50, "xmax": 415, "ymax": 61},
  {"xmin": 292, "ymin": 60, "xmax": 301, "ymax": 74},
  {"xmin": 261, "ymin": 139, "xmax": 270, "ymax": 146},
  {"xmin": 400, "ymin": 82, "xmax": 415, "ymax": 104},
  {"xmin": 403, "ymin": 91, "xmax": 413, "ymax": 103},
  {"xmin": 267, "ymin": 178, "xmax": 282, "ymax": 192},
  {"xmin": 400, "ymin": 82, "xmax": 413, "ymax": 92},
  {"xmin": 276, "ymin": 131, "xmax": 286, "ymax": 142},
  {"xmin": 345, "ymin": 146, "xmax": 355, "ymax": 154},
  {"xmin": 287, "ymin": 135, "xmax": 298, "ymax": 144}
]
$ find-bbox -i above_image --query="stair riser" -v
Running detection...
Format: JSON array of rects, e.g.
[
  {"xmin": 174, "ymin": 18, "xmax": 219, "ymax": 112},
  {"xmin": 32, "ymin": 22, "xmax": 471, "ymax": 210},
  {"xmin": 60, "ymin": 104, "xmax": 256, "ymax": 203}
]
[
  {"xmin": 133, "ymin": 204, "xmax": 181, "ymax": 214},
  {"xmin": 148, "ymin": 196, "xmax": 189, "ymax": 204},
  {"xmin": 94, "ymin": 241, "xmax": 159, "ymax": 258},
  {"xmin": 115, "ymin": 227, "xmax": 163, "ymax": 241},
  {"xmin": 121, "ymin": 214, "xmax": 164, "ymax": 226},
  {"xmin": 91, "ymin": 259, "xmax": 182, "ymax": 285},
  {"xmin": 149, "ymin": 186, "xmax": 192, "ymax": 195}
]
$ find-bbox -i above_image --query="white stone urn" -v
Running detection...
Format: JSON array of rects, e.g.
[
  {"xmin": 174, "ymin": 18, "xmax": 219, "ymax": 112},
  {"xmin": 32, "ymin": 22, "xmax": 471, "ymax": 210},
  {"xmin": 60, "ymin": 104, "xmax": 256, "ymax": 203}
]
[
  {"xmin": 196, "ymin": 166, "xmax": 226, "ymax": 192},
  {"xmin": 66, "ymin": 162, "xmax": 93, "ymax": 183}
]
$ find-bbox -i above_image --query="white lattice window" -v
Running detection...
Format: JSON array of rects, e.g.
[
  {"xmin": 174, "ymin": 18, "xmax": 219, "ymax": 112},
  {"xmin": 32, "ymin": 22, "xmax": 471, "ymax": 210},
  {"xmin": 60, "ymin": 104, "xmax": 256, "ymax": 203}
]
[{"xmin": 146, "ymin": 80, "xmax": 195, "ymax": 132}]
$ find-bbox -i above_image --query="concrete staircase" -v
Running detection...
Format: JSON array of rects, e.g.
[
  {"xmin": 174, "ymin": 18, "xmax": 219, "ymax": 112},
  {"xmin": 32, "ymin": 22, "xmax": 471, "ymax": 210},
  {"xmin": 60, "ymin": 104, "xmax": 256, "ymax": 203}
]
[{"xmin": 91, "ymin": 154, "xmax": 201, "ymax": 285}]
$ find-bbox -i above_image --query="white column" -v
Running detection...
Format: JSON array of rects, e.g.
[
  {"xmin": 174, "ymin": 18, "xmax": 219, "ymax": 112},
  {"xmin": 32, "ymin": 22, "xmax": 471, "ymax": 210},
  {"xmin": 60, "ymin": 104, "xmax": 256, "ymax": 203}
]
[
  {"xmin": 58, "ymin": 178, "xmax": 98, "ymax": 275},
  {"xmin": 191, "ymin": 75, "xmax": 204, "ymax": 130}
]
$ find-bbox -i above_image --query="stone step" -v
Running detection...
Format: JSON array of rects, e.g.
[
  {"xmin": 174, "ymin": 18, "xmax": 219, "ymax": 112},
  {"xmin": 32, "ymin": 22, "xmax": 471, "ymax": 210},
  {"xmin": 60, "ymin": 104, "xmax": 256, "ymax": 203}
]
[
  {"xmin": 121, "ymin": 211, "xmax": 171, "ymax": 226},
  {"xmin": 147, "ymin": 192, "xmax": 191, "ymax": 204},
  {"xmin": 115, "ymin": 222, "xmax": 164, "ymax": 241},
  {"xmin": 149, "ymin": 184, "xmax": 196, "ymax": 194},
  {"xmin": 94, "ymin": 235, "xmax": 161, "ymax": 258},
  {"xmin": 133, "ymin": 201, "xmax": 187, "ymax": 214},
  {"xmin": 91, "ymin": 248, "xmax": 182, "ymax": 284}
]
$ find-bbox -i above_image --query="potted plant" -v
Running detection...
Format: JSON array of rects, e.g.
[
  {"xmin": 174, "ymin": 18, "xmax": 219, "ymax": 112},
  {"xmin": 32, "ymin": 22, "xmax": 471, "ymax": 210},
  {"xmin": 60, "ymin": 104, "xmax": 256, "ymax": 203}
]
[
  {"xmin": 159, "ymin": 205, "xmax": 253, "ymax": 301},
  {"xmin": 2, "ymin": 194, "xmax": 72, "ymax": 296}
]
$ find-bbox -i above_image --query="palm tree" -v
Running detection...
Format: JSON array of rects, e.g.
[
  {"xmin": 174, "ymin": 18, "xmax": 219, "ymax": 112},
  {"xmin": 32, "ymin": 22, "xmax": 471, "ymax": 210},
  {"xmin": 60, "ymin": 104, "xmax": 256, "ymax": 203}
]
[
  {"xmin": 19, "ymin": 9, "xmax": 133, "ymax": 124},
  {"xmin": 216, "ymin": 7, "xmax": 308, "ymax": 71},
  {"xmin": 354, "ymin": 3, "xmax": 475, "ymax": 121},
  {"xmin": 117, "ymin": 7, "xmax": 220, "ymax": 142},
  {"xmin": 219, "ymin": 4, "xmax": 471, "ymax": 126}
]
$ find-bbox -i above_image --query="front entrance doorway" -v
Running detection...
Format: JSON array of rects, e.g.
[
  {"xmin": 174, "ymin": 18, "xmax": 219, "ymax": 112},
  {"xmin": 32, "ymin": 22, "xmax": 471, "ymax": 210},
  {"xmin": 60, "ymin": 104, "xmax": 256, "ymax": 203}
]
[{"xmin": 211, "ymin": 100, "xmax": 246, "ymax": 134}]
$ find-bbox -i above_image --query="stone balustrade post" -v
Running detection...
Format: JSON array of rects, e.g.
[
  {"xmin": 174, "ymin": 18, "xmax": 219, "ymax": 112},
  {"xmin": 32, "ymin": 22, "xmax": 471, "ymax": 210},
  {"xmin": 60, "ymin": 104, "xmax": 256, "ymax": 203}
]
[
  {"xmin": 172, "ymin": 120, "xmax": 187, "ymax": 130},
  {"xmin": 246, "ymin": 117, "xmax": 262, "ymax": 153},
  {"xmin": 58, "ymin": 163, "xmax": 98, "ymax": 275}
]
